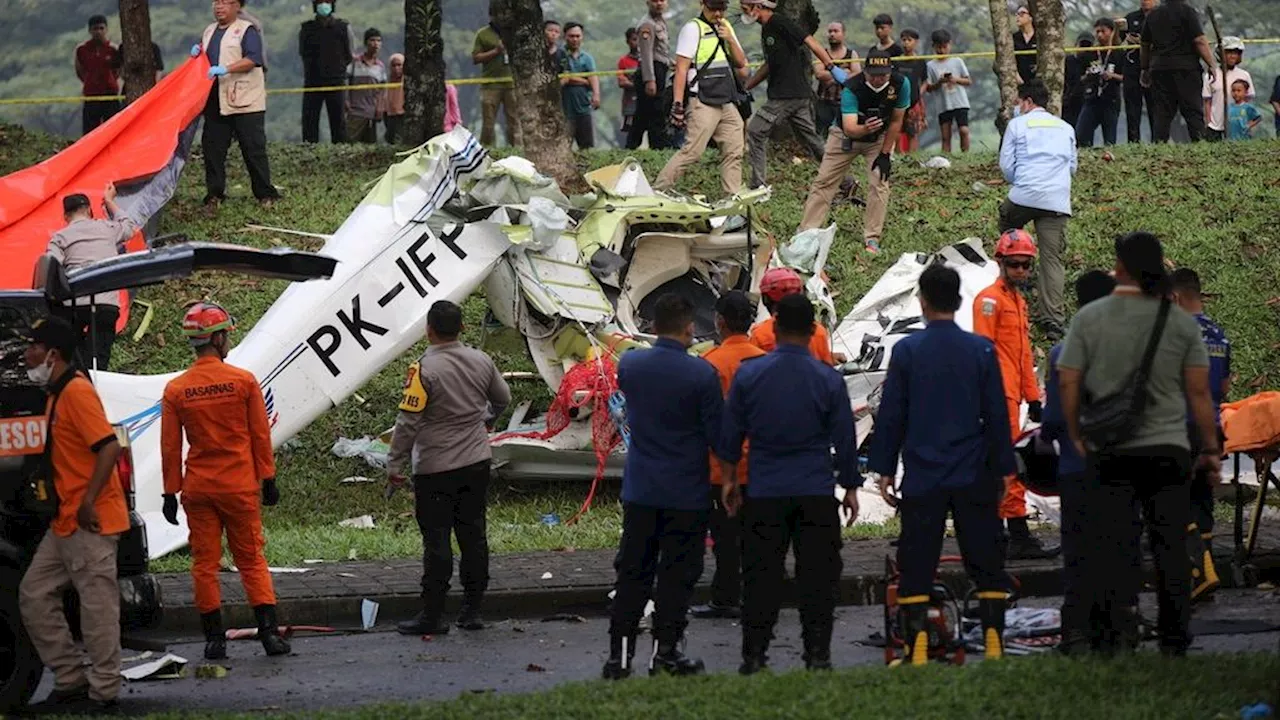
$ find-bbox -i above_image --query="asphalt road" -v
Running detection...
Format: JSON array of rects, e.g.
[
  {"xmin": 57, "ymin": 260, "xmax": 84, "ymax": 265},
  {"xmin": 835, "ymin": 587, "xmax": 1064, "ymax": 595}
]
[{"xmin": 33, "ymin": 590, "xmax": 1280, "ymax": 715}]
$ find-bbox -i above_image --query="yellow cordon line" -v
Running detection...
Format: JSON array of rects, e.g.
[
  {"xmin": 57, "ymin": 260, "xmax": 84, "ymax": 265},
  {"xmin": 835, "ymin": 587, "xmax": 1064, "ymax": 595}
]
[{"xmin": 4, "ymin": 38, "xmax": 1278, "ymax": 106}]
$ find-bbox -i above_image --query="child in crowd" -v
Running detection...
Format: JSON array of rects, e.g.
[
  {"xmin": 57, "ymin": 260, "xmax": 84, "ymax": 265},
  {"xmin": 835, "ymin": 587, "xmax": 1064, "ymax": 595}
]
[
  {"xmin": 924, "ymin": 29, "xmax": 972, "ymax": 153},
  {"xmin": 897, "ymin": 28, "xmax": 927, "ymax": 153},
  {"xmin": 1228, "ymin": 78, "xmax": 1262, "ymax": 140}
]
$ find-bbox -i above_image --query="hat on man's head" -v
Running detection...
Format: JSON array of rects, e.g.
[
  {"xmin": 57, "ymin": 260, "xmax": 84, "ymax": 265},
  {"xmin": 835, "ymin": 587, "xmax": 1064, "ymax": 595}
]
[
  {"xmin": 1221, "ymin": 36, "xmax": 1245, "ymax": 52},
  {"xmin": 864, "ymin": 49, "xmax": 893, "ymax": 75},
  {"xmin": 62, "ymin": 194, "xmax": 91, "ymax": 215},
  {"xmin": 703, "ymin": 0, "xmax": 729, "ymax": 10},
  {"xmin": 741, "ymin": 0, "xmax": 778, "ymax": 7}
]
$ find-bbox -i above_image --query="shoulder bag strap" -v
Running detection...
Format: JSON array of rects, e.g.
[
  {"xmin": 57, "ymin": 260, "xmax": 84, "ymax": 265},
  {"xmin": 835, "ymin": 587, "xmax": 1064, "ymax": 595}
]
[{"xmin": 1130, "ymin": 298, "xmax": 1172, "ymax": 414}]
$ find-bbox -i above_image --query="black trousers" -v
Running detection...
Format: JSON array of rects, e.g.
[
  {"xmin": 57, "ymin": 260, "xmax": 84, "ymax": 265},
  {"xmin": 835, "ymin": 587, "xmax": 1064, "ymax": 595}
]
[
  {"xmin": 384, "ymin": 114, "xmax": 404, "ymax": 145},
  {"xmin": 626, "ymin": 64, "xmax": 671, "ymax": 150},
  {"xmin": 302, "ymin": 88, "xmax": 347, "ymax": 143},
  {"xmin": 202, "ymin": 109, "xmax": 278, "ymax": 202},
  {"xmin": 1123, "ymin": 79, "xmax": 1154, "ymax": 143},
  {"xmin": 82, "ymin": 100, "xmax": 121, "ymax": 136},
  {"xmin": 54, "ymin": 304, "xmax": 119, "ymax": 371},
  {"xmin": 1150, "ymin": 69, "xmax": 1206, "ymax": 143},
  {"xmin": 707, "ymin": 488, "xmax": 742, "ymax": 608},
  {"xmin": 897, "ymin": 481, "xmax": 1005, "ymax": 598},
  {"xmin": 1188, "ymin": 430, "xmax": 1222, "ymax": 537},
  {"xmin": 1076, "ymin": 98, "xmax": 1120, "ymax": 147},
  {"xmin": 1058, "ymin": 470, "xmax": 1093, "ymax": 638},
  {"xmin": 413, "ymin": 460, "xmax": 491, "ymax": 611},
  {"xmin": 741, "ymin": 495, "xmax": 842, "ymax": 649},
  {"xmin": 567, "ymin": 113, "xmax": 595, "ymax": 149},
  {"xmin": 1089, "ymin": 447, "xmax": 1192, "ymax": 652},
  {"xmin": 610, "ymin": 503, "xmax": 708, "ymax": 643}
]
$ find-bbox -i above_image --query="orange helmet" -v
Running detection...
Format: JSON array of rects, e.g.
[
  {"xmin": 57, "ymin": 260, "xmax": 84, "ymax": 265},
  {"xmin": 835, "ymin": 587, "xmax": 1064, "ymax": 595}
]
[
  {"xmin": 182, "ymin": 302, "xmax": 236, "ymax": 341},
  {"xmin": 995, "ymin": 228, "xmax": 1037, "ymax": 259},
  {"xmin": 760, "ymin": 267, "xmax": 804, "ymax": 302}
]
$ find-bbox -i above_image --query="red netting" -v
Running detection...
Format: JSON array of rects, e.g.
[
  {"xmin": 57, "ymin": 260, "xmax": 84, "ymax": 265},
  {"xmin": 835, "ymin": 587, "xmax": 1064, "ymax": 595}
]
[{"xmin": 493, "ymin": 355, "xmax": 622, "ymax": 524}]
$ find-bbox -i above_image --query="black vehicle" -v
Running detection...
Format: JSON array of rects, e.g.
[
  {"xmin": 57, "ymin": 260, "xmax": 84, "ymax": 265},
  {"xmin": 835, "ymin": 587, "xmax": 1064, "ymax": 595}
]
[{"xmin": 0, "ymin": 243, "xmax": 336, "ymax": 711}]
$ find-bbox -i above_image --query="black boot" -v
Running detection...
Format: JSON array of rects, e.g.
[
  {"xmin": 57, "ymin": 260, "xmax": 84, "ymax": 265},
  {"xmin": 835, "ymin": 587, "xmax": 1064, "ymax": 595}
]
[
  {"xmin": 977, "ymin": 592, "xmax": 1008, "ymax": 660},
  {"xmin": 601, "ymin": 634, "xmax": 637, "ymax": 680},
  {"xmin": 802, "ymin": 619, "xmax": 834, "ymax": 671},
  {"xmin": 456, "ymin": 596, "xmax": 485, "ymax": 631},
  {"xmin": 200, "ymin": 610, "xmax": 227, "ymax": 660},
  {"xmin": 650, "ymin": 638, "xmax": 705, "ymax": 677},
  {"xmin": 1188, "ymin": 524, "xmax": 1220, "ymax": 603},
  {"xmin": 897, "ymin": 598, "xmax": 931, "ymax": 666},
  {"xmin": 253, "ymin": 604, "xmax": 292, "ymax": 657},
  {"xmin": 739, "ymin": 628, "xmax": 770, "ymax": 675},
  {"xmin": 397, "ymin": 608, "xmax": 451, "ymax": 636},
  {"xmin": 1006, "ymin": 517, "xmax": 1061, "ymax": 560}
]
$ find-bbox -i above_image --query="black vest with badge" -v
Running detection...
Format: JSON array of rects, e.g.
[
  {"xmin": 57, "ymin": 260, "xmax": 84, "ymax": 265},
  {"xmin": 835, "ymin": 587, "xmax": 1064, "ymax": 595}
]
[{"xmin": 842, "ymin": 71, "xmax": 905, "ymax": 143}]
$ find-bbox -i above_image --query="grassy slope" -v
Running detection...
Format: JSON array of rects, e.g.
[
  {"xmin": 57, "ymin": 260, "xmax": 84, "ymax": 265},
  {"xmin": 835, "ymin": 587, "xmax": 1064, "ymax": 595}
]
[
  {"xmin": 131, "ymin": 653, "xmax": 1280, "ymax": 720},
  {"xmin": 2, "ymin": 124, "xmax": 1277, "ymax": 570}
]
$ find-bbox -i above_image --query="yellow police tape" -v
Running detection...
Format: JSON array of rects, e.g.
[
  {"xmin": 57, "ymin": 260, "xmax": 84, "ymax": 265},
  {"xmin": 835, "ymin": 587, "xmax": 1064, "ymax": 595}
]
[{"xmin": 5, "ymin": 38, "xmax": 1277, "ymax": 107}]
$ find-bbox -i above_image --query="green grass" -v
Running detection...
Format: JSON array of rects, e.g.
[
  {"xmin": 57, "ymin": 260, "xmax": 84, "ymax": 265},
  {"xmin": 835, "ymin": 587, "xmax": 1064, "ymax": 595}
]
[
  {"xmin": 128, "ymin": 653, "xmax": 1279, "ymax": 719},
  {"xmin": 4, "ymin": 124, "xmax": 1279, "ymax": 569}
]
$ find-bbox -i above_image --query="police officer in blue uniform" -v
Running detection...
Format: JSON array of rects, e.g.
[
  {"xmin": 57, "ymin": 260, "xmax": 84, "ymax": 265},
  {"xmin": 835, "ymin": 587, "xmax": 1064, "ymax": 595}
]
[
  {"xmin": 1042, "ymin": 269, "xmax": 1116, "ymax": 654},
  {"xmin": 603, "ymin": 293, "xmax": 727, "ymax": 680},
  {"xmin": 719, "ymin": 294, "xmax": 860, "ymax": 674},
  {"xmin": 868, "ymin": 265, "xmax": 1016, "ymax": 663},
  {"xmin": 1172, "ymin": 268, "xmax": 1229, "ymax": 601}
]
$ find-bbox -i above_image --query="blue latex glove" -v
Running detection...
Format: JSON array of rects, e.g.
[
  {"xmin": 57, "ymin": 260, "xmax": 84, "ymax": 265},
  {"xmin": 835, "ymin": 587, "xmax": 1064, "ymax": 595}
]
[
  {"xmin": 190, "ymin": 43, "xmax": 202, "ymax": 58},
  {"xmin": 207, "ymin": 65, "xmax": 228, "ymax": 79},
  {"xmin": 830, "ymin": 65, "xmax": 849, "ymax": 85}
]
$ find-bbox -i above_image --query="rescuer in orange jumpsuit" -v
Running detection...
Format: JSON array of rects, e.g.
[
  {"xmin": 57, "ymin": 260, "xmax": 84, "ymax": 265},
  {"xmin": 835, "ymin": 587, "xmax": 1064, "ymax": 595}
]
[
  {"xmin": 750, "ymin": 267, "xmax": 837, "ymax": 365},
  {"xmin": 691, "ymin": 290, "xmax": 765, "ymax": 620},
  {"xmin": 973, "ymin": 229, "xmax": 1058, "ymax": 560},
  {"xmin": 160, "ymin": 302, "xmax": 290, "ymax": 660}
]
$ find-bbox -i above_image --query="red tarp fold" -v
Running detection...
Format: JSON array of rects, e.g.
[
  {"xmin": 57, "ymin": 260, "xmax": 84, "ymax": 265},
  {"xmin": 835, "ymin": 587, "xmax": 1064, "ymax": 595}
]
[{"xmin": 0, "ymin": 56, "xmax": 212, "ymax": 291}]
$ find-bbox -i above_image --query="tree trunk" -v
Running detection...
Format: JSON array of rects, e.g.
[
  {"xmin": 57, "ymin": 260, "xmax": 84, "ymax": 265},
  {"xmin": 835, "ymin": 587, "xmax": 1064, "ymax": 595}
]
[
  {"xmin": 988, "ymin": 0, "xmax": 1020, "ymax": 135},
  {"xmin": 403, "ymin": 0, "xmax": 446, "ymax": 146},
  {"xmin": 490, "ymin": 0, "xmax": 585, "ymax": 194},
  {"xmin": 118, "ymin": 0, "xmax": 157, "ymax": 104},
  {"xmin": 1029, "ymin": 0, "xmax": 1066, "ymax": 116}
]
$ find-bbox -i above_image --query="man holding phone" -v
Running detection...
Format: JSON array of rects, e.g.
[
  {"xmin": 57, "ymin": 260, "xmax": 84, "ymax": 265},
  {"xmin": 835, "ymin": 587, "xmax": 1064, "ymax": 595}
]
[
  {"xmin": 868, "ymin": 264, "xmax": 1016, "ymax": 665},
  {"xmin": 797, "ymin": 49, "xmax": 909, "ymax": 253}
]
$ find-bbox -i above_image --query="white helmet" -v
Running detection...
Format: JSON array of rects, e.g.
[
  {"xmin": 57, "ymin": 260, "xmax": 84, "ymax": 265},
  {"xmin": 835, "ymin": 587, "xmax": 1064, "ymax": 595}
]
[{"xmin": 1221, "ymin": 36, "xmax": 1245, "ymax": 52}]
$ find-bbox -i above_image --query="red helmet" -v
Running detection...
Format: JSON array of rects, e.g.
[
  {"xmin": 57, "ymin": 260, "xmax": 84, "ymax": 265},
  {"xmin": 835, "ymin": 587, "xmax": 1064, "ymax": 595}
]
[
  {"xmin": 760, "ymin": 267, "xmax": 804, "ymax": 302},
  {"xmin": 995, "ymin": 229, "xmax": 1037, "ymax": 259},
  {"xmin": 182, "ymin": 302, "xmax": 236, "ymax": 340}
]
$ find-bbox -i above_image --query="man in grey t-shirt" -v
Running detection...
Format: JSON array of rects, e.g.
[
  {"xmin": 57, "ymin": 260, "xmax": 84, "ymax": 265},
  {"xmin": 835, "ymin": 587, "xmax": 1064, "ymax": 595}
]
[{"xmin": 1055, "ymin": 232, "xmax": 1220, "ymax": 655}]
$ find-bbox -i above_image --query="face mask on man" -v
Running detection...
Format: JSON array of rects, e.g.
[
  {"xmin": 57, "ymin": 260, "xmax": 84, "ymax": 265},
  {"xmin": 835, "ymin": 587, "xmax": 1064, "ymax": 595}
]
[
  {"xmin": 740, "ymin": 10, "xmax": 757, "ymax": 24},
  {"xmin": 316, "ymin": 2, "xmax": 333, "ymax": 17},
  {"xmin": 867, "ymin": 77, "xmax": 890, "ymax": 92},
  {"xmin": 27, "ymin": 358, "xmax": 53, "ymax": 386}
]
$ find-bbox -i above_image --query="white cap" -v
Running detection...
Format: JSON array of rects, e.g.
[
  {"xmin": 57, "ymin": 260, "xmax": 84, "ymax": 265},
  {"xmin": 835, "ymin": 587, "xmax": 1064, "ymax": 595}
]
[{"xmin": 1221, "ymin": 36, "xmax": 1245, "ymax": 52}]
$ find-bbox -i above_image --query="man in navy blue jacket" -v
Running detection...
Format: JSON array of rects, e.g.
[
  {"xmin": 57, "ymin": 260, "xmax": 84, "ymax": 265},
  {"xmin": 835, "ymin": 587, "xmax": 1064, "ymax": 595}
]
[
  {"xmin": 604, "ymin": 293, "xmax": 726, "ymax": 680},
  {"xmin": 720, "ymin": 294, "xmax": 860, "ymax": 675},
  {"xmin": 1042, "ymin": 269, "xmax": 1115, "ymax": 655},
  {"xmin": 868, "ymin": 265, "xmax": 1015, "ymax": 663}
]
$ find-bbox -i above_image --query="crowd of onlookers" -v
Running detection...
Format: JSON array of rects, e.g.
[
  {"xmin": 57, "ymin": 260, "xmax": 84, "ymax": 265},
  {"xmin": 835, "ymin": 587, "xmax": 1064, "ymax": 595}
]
[
  {"xmin": 72, "ymin": 1, "xmax": 462, "ymax": 144},
  {"xmin": 74, "ymin": 1, "xmax": 1280, "ymax": 150}
]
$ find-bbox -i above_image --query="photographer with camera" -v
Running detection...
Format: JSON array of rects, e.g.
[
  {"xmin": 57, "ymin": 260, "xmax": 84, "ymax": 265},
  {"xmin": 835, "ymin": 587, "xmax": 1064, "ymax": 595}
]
[
  {"xmin": 797, "ymin": 49, "xmax": 909, "ymax": 254},
  {"xmin": 1076, "ymin": 18, "xmax": 1126, "ymax": 147}
]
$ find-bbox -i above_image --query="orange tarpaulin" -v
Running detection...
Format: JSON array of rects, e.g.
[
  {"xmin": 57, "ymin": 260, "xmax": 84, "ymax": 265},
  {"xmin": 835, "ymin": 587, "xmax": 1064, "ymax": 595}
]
[
  {"xmin": 0, "ymin": 56, "xmax": 211, "ymax": 307},
  {"xmin": 1222, "ymin": 391, "xmax": 1280, "ymax": 455}
]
